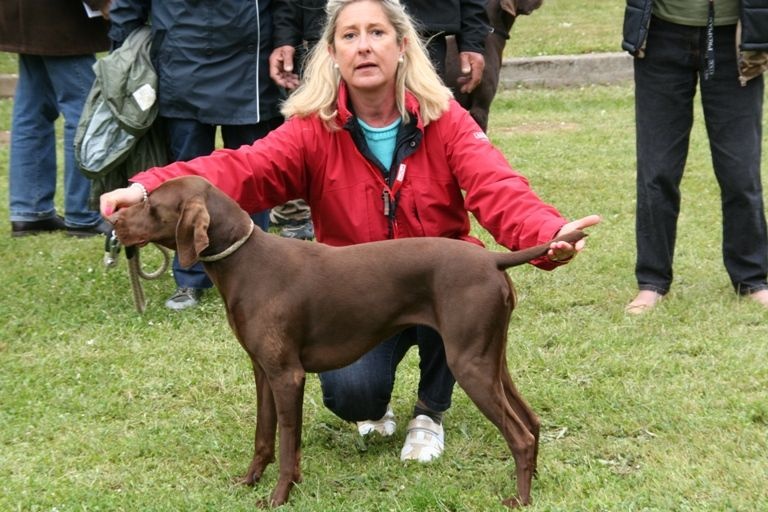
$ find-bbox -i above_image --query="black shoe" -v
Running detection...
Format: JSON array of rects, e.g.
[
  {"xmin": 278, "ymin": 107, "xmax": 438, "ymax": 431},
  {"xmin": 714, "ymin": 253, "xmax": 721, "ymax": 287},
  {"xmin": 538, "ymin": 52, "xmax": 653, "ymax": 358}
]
[
  {"xmin": 66, "ymin": 219, "xmax": 114, "ymax": 238},
  {"xmin": 165, "ymin": 287, "xmax": 205, "ymax": 310},
  {"xmin": 280, "ymin": 219, "xmax": 315, "ymax": 240},
  {"xmin": 11, "ymin": 215, "xmax": 66, "ymax": 237}
]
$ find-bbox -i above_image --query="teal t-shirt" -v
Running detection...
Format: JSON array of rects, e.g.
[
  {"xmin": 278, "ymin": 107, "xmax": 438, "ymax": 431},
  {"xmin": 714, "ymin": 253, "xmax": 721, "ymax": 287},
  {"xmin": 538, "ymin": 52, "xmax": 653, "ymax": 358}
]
[
  {"xmin": 653, "ymin": 0, "xmax": 738, "ymax": 26},
  {"xmin": 357, "ymin": 117, "xmax": 402, "ymax": 171}
]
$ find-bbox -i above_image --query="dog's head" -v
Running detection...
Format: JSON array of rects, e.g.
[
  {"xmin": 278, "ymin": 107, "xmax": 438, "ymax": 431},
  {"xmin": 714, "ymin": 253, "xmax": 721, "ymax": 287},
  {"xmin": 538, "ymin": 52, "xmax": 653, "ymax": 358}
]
[{"xmin": 108, "ymin": 176, "xmax": 249, "ymax": 268}]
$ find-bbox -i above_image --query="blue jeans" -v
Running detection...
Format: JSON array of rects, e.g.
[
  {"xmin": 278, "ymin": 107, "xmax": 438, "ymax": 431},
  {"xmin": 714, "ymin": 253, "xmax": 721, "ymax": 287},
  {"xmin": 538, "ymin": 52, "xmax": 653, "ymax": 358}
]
[
  {"xmin": 319, "ymin": 326, "xmax": 455, "ymax": 422},
  {"xmin": 9, "ymin": 54, "xmax": 100, "ymax": 227},
  {"xmin": 166, "ymin": 117, "xmax": 282, "ymax": 289},
  {"xmin": 633, "ymin": 17, "xmax": 768, "ymax": 295}
]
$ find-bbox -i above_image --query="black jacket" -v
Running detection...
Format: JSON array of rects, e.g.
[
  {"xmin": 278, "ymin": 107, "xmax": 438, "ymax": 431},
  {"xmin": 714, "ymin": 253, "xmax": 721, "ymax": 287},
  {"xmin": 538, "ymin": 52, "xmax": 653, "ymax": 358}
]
[
  {"xmin": 741, "ymin": 0, "xmax": 768, "ymax": 51},
  {"xmin": 622, "ymin": 0, "xmax": 768, "ymax": 55},
  {"xmin": 273, "ymin": 0, "xmax": 489, "ymax": 54}
]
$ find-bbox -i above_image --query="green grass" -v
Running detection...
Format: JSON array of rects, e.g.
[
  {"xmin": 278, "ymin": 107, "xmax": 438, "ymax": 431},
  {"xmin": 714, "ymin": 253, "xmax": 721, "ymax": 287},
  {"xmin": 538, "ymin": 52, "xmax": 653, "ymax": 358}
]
[
  {"xmin": 507, "ymin": 0, "xmax": 625, "ymax": 57},
  {"xmin": 2, "ymin": 82, "xmax": 768, "ymax": 510},
  {"xmin": 0, "ymin": 53, "xmax": 16, "ymax": 75}
]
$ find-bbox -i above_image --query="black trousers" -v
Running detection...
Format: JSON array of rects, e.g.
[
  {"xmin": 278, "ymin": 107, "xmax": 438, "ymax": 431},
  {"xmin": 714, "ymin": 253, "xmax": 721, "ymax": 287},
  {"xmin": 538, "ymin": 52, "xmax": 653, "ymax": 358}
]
[{"xmin": 633, "ymin": 16, "xmax": 768, "ymax": 295}]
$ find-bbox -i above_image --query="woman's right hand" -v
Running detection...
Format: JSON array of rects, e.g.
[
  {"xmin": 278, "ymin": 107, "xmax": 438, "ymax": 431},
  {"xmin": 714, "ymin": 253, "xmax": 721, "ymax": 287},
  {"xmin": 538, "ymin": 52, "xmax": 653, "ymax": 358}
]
[{"xmin": 100, "ymin": 183, "xmax": 146, "ymax": 217}]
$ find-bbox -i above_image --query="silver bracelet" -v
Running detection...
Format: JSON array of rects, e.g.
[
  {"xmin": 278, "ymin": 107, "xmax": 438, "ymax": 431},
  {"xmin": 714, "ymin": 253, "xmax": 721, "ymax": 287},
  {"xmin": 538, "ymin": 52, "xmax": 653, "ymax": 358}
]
[{"xmin": 131, "ymin": 182, "xmax": 148, "ymax": 203}]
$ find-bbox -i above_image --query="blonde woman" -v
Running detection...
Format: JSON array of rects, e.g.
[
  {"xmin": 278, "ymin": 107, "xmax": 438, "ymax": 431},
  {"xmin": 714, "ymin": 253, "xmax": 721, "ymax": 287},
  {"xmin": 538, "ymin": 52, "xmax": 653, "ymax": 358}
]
[{"xmin": 102, "ymin": 0, "xmax": 600, "ymax": 462}]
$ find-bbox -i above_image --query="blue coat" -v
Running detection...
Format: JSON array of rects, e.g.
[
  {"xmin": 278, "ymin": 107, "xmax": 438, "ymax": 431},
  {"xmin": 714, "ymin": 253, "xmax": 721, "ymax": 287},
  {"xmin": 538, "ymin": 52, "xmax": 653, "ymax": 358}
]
[{"xmin": 108, "ymin": 0, "xmax": 282, "ymax": 125}]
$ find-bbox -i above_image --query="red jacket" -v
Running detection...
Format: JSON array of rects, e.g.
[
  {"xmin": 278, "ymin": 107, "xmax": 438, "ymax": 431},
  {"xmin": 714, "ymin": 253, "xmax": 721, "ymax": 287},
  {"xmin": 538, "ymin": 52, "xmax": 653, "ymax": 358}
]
[{"xmin": 132, "ymin": 83, "xmax": 567, "ymax": 269}]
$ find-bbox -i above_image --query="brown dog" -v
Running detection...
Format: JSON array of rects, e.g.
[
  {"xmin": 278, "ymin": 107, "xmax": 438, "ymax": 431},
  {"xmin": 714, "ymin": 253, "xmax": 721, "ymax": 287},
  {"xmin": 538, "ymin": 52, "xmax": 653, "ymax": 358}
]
[{"xmin": 109, "ymin": 176, "xmax": 584, "ymax": 508}]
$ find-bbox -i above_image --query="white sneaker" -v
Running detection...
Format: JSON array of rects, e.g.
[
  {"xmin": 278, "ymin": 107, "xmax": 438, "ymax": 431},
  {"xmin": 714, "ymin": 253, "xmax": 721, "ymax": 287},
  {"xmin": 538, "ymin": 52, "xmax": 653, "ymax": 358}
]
[
  {"xmin": 399, "ymin": 414, "xmax": 444, "ymax": 462},
  {"xmin": 356, "ymin": 404, "xmax": 396, "ymax": 437}
]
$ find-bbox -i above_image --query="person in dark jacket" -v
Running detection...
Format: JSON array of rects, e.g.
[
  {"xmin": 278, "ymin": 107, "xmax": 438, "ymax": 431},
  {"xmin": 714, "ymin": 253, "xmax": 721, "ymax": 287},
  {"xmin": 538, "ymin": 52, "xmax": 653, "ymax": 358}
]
[
  {"xmin": 622, "ymin": 0, "xmax": 768, "ymax": 313},
  {"xmin": 1, "ymin": 0, "xmax": 113, "ymax": 238},
  {"xmin": 109, "ymin": 0, "xmax": 284, "ymax": 310},
  {"xmin": 268, "ymin": 0, "xmax": 489, "ymax": 242}
]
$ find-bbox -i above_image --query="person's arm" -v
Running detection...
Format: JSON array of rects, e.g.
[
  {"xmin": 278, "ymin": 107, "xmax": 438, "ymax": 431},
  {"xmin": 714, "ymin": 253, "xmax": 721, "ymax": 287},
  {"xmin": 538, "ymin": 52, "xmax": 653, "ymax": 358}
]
[
  {"xmin": 457, "ymin": 0, "xmax": 489, "ymax": 54},
  {"xmin": 107, "ymin": 0, "xmax": 150, "ymax": 46},
  {"xmin": 270, "ymin": 0, "xmax": 303, "ymax": 89},
  {"xmin": 440, "ymin": 103, "xmax": 598, "ymax": 267},
  {"xmin": 455, "ymin": 0, "xmax": 489, "ymax": 93},
  {"xmin": 101, "ymin": 120, "xmax": 311, "ymax": 217}
]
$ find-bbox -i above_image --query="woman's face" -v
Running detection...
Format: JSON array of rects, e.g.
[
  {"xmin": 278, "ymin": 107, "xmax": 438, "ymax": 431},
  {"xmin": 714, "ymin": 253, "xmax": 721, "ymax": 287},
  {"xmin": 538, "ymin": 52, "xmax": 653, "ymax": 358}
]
[{"xmin": 330, "ymin": 1, "xmax": 405, "ymax": 97}]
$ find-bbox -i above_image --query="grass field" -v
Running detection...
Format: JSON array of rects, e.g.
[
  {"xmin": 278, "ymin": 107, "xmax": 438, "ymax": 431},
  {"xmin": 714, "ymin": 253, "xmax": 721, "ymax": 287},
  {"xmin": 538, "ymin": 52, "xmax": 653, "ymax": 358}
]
[
  {"xmin": 2, "ymin": 73, "xmax": 768, "ymax": 511},
  {"xmin": 2, "ymin": 1, "xmax": 767, "ymax": 509}
]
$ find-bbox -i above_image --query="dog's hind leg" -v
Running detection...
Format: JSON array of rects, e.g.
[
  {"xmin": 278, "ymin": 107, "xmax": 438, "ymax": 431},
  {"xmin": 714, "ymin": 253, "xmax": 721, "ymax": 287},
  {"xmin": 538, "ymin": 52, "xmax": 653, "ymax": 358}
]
[
  {"xmin": 445, "ymin": 336, "xmax": 536, "ymax": 508},
  {"xmin": 239, "ymin": 362, "xmax": 277, "ymax": 486},
  {"xmin": 501, "ymin": 358, "xmax": 540, "ymax": 475}
]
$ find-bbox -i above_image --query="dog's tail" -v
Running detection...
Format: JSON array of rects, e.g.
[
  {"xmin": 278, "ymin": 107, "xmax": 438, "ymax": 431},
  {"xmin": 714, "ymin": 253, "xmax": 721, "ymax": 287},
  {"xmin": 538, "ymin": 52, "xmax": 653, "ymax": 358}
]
[{"xmin": 494, "ymin": 230, "xmax": 587, "ymax": 270}]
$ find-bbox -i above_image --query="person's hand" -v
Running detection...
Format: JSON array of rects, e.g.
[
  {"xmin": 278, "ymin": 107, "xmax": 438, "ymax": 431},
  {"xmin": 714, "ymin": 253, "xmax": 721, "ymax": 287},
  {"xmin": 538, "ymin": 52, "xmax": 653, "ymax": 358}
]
[
  {"xmin": 100, "ymin": 183, "xmax": 146, "ymax": 218},
  {"xmin": 269, "ymin": 45, "xmax": 301, "ymax": 90},
  {"xmin": 548, "ymin": 214, "xmax": 602, "ymax": 263},
  {"xmin": 456, "ymin": 51, "xmax": 485, "ymax": 93},
  {"xmin": 100, "ymin": 0, "xmax": 112, "ymax": 19}
]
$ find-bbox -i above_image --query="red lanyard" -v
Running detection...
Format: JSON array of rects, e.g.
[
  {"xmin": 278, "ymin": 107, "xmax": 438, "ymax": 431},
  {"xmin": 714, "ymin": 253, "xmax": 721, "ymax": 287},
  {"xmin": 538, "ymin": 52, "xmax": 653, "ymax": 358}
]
[{"xmin": 382, "ymin": 163, "xmax": 406, "ymax": 217}]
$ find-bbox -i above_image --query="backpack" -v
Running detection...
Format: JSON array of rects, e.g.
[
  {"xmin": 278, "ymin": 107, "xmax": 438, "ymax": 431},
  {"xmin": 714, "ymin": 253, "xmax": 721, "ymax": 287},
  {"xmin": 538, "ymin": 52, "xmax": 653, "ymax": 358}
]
[{"xmin": 75, "ymin": 26, "xmax": 168, "ymax": 206}]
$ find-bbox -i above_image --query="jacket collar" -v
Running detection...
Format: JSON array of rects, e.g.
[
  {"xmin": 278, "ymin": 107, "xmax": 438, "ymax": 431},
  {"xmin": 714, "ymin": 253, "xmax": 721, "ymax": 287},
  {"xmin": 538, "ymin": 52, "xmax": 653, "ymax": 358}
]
[{"xmin": 336, "ymin": 81, "xmax": 425, "ymax": 131}]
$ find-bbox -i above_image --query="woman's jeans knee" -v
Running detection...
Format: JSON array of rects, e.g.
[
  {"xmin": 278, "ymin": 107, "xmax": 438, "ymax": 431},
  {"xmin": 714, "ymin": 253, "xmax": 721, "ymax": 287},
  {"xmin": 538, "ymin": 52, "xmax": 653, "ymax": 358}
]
[{"xmin": 319, "ymin": 326, "xmax": 455, "ymax": 422}]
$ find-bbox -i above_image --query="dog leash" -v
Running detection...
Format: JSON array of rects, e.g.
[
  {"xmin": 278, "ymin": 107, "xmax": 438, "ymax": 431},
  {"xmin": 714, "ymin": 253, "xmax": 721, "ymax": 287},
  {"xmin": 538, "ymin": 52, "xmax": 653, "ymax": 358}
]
[{"xmin": 104, "ymin": 231, "xmax": 171, "ymax": 313}]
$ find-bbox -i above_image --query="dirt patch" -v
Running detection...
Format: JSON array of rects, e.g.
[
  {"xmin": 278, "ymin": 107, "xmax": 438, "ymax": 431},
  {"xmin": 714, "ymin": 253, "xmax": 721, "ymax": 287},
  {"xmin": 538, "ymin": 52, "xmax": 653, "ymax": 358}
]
[{"xmin": 0, "ymin": 130, "xmax": 9, "ymax": 145}]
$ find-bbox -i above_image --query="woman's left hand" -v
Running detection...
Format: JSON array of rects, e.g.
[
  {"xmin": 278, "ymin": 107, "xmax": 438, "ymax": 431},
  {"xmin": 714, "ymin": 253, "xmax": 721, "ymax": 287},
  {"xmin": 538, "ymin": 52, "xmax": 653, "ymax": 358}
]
[{"xmin": 548, "ymin": 214, "xmax": 602, "ymax": 263}]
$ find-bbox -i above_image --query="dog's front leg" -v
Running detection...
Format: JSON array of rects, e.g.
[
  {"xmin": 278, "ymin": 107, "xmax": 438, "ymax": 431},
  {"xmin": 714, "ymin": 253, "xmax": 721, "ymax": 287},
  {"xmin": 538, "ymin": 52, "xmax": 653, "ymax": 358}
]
[
  {"xmin": 239, "ymin": 362, "xmax": 277, "ymax": 486},
  {"xmin": 268, "ymin": 368, "xmax": 306, "ymax": 507}
]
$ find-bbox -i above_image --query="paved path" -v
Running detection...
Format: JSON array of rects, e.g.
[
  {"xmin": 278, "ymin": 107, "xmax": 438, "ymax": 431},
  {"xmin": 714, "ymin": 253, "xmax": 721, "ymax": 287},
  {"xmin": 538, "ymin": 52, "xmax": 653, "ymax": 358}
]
[
  {"xmin": 0, "ymin": 52, "xmax": 632, "ymax": 99},
  {"xmin": 500, "ymin": 52, "xmax": 632, "ymax": 89}
]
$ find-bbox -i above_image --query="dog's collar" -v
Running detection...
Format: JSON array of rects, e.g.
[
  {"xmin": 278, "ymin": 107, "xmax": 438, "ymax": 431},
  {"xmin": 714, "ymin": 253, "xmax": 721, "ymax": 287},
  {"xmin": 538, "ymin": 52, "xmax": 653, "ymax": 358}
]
[{"xmin": 198, "ymin": 221, "xmax": 254, "ymax": 263}]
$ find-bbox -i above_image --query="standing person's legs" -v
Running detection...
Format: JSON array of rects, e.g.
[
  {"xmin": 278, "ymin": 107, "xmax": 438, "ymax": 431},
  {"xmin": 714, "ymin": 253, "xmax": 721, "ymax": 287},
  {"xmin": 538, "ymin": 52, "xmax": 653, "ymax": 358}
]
[
  {"xmin": 699, "ymin": 25, "xmax": 768, "ymax": 298},
  {"xmin": 46, "ymin": 55, "xmax": 102, "ymax": 229},
  {"xmin": 9, "ymin": 55, "xmax": 62, "ymax": 230},
  {"xmin": 164, "ymin": 119, "xmax": 217, "ymax": 308},
  {"xmin": 628, "ymin": 18, "xmax": 698, "ymax": 311}
]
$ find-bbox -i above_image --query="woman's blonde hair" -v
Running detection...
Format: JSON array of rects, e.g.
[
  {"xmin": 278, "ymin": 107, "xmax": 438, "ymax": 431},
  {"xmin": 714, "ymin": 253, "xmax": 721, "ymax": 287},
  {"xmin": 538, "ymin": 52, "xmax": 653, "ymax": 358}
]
[{"xmin": 281, "ymin": 0, "xmax": 453, "ymax": 129}]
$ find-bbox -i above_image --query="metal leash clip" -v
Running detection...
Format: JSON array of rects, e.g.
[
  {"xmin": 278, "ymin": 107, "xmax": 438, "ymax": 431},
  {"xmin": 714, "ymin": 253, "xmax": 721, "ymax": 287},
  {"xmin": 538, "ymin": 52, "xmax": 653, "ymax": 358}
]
[{"xmin": 103, "ymin": 230, "xmax": 121, "ymax": 268}]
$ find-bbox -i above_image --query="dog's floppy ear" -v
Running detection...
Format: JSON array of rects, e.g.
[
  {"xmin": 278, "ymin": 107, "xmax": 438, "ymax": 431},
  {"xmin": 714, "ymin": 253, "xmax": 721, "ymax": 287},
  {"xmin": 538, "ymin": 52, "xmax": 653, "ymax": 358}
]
[{"xmin": 176, "ymin": 196, "xmax": 210, "ymax": 268}]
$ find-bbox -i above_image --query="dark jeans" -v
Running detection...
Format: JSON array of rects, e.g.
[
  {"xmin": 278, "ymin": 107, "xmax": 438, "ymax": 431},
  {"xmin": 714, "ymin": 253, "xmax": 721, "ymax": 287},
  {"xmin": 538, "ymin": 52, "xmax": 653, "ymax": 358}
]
[
  {"xmin": 633, "ymin": 17, "xmax": 768, "ymax": 296},
  {"xmin": 166, "ymin": 117, "xmax": 282, "ymax": 289},
  {"xmin": 319, "ymin": 326, "xmax": 455, "ymax": 422}
]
